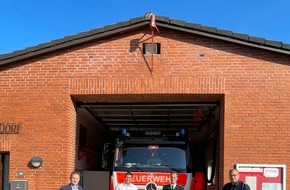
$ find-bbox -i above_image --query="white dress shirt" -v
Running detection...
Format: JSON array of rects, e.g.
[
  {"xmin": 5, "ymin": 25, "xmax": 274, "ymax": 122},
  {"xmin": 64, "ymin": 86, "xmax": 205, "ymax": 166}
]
[{"xmin": 115, "ymin": 183, "xmax": 138, "ymax": 190}]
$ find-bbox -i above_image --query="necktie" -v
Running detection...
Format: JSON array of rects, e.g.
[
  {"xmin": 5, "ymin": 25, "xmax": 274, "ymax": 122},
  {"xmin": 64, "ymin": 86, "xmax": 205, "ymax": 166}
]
[{"xmin": 171, "ymin": 185, "xmax": 174, "ymax": 190}]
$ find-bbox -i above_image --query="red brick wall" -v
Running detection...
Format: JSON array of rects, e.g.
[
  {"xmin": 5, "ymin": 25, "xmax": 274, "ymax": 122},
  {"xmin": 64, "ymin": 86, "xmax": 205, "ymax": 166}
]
[{"xmin": 0, "ymin": 26, "xmax": 289, "ymax": 189}]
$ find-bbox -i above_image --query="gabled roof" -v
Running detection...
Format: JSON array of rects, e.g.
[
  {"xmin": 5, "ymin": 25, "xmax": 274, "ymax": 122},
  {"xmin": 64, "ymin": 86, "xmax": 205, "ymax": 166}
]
[{"xmin": 1, "ymin": 15, "xmax": 290, "ymax": 66}]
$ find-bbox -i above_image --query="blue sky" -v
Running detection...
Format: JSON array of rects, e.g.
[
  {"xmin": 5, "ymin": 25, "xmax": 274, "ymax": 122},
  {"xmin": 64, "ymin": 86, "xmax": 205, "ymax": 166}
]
[{"xmin": 1, "ymin": 0, "xmax": 290, "ymax": 54}]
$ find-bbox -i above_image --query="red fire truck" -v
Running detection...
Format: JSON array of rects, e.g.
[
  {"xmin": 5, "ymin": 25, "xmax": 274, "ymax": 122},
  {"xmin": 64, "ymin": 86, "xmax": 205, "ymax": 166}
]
[{"xmin": 102, "ymin": 128, "xmax": 207, "ymax": 190}]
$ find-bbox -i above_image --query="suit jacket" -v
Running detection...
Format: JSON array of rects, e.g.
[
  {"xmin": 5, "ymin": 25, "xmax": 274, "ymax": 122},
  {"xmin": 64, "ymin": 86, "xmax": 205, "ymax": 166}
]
[
  {"xmin": 162, "ymin": 184, "xmax": 184, "ymax": 190},
  {"xmin": 222, "ymin": 181, "xmax": 250, "ymax": 190},
  {"xmin": 60, "ymin": 183, "xmax": 83, "ymax": 190}
]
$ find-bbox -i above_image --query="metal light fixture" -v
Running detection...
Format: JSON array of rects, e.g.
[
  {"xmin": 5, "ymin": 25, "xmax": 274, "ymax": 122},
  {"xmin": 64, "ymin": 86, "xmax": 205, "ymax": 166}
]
[{"xmin": 30, "ymin": 156, "xmax": 43, "ymax": 168}]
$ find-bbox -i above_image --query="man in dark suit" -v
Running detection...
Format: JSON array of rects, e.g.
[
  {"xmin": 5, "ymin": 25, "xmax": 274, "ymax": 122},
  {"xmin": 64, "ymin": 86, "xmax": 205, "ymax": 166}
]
[
  {"xmin": 222, "ymin": 169, "xmax": 250, "ymax": 190},
  {"xmin": 162, "ymin": 171, "xmax": 184, "ymax": 190},
  {"xmin": 60, "ymin": 171, "xmax": 83, "ymax": 190}
]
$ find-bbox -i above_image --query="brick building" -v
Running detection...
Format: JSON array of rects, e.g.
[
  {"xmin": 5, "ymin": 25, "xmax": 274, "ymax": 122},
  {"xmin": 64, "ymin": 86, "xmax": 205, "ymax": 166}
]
[{"xmin": 0, "ymin": 15, "xmax": 289, "ymax": 190}]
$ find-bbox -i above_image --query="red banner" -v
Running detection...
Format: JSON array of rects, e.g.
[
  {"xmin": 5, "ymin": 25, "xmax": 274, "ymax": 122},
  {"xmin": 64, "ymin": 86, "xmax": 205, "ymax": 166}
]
[{"xmin": 115, "ymin": 172, "xmax": 188, "ymax": 186}]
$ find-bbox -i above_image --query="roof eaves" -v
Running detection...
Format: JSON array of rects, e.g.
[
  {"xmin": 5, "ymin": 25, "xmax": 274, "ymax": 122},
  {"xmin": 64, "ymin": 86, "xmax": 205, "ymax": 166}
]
[
  {"xmin": 282, "ymin": 43, "xmax": 290, "ymax": 50},
  {"xmin": 1, "ymin": 15, "xmax": 290, "ymax": 66},
  {"xmin": 185, "ymin": 22, "xmax": 202, "ymax": 30},
  {"xmin": 200, "ymin": 26, "xmax": 218, "ymax": 34},
  {"xmin": 264, "ymin": 40, "xmax": 282, "ymax": 48},
  {"xmin": 156, "ymin": 21, "xmax": 290, "ymax": 55},
  {"xmin": 216, "ymin": 29, "xmax": 233, "ymax": 37},
  {"xmin": 169, "ymin": 19, "xmax": 186, "ymax": 27},
  {"xmin": 130, "ymin": 17, "xmax": 146, "ymax": 24},
  {"xmin": 232, "ymin": 33, "xmax": 249, "ymax": 41},
  {"xmin": 155, "ymin": 16, "xmax": 170, "ymax": 23},
  {"xmin": 158, "ymin": 17, "xmax": 290, "ymax": 54},
  {"xmin": 248, "ymin": 36, "xmax": 266, "ymax": 45},
  {"xmin": 0, "ymin": 20, "xmax": 149, "ymax": 66}
]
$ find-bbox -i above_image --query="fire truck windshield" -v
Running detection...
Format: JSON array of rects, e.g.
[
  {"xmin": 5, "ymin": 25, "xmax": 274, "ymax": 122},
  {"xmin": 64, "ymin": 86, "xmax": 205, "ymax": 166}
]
[{"xmin": 114, "ymin": 144, "xmax": 187, "ymax": 172}]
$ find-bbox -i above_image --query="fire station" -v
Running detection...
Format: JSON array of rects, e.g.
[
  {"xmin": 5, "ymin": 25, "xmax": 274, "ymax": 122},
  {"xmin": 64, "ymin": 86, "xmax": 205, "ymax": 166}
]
[{"xmin": 0, "ymin": 13, "xmax": 289, "ymax": 190}]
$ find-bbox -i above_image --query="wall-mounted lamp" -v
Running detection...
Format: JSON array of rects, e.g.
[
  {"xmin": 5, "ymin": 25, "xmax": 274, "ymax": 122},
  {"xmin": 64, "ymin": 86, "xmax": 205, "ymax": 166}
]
[{"xmin": 30, "ymin": 156, "xmax": 43, "ymax": 168}]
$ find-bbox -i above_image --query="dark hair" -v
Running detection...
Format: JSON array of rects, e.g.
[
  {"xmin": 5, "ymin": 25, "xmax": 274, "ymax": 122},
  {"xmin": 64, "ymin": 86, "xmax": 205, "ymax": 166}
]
[
  {"xmin": 170, "ymin": 171, "xmax": 179, "ymax": 175},
  {"xmin": 70, "ymin": 171, "xmax": 80, "ymax": 179},
  {"xmin": 125, "ymin": 171, "xmax": 133, "ymax": 177}
]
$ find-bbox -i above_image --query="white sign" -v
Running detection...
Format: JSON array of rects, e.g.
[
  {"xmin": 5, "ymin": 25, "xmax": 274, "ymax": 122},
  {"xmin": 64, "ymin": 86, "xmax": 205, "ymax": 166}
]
[
  {"xmin": 264, "ymin": 168, "xmax": 279, "ymax": 177},
  {"xmin": 245, "ymin": 176, "xmax": 257, "ymax": 190},
  {"xmin": 262, "ymin": 183, "xmax": 282, "ymax": 190}
]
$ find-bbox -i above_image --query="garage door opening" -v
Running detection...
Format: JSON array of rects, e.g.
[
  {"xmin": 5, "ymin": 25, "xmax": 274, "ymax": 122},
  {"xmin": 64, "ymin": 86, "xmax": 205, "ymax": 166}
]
[{"xmin": 75, "ymin": 100, "xmax": 221, "ymax": 190}]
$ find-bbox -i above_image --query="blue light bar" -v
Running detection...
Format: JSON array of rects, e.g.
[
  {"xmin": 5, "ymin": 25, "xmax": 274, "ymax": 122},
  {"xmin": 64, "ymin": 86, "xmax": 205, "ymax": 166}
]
[
  {"xmin": 178, "ymin": 129, "xmax": 186, "ymax": 137},
  {"xmin": 121, "ymin": 128, "xmax": 130, "ymax": 137}
]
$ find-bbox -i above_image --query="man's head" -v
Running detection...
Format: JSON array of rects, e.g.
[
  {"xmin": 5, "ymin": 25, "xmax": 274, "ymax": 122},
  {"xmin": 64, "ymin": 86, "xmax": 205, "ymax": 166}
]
[
  {"xmin": 124, "ymin": 172, "xmax": 133, "ymax": 185},
  {"xmin": 70, "ymin": 171, "xmax": 80, "ymax": 186},
  {"xmin": 228, "ymin": 169, "xmax": 240, "ymax": 184},
  {"xmin": 170, "ymin": 171, "xmax": 179, "ymax": 185}
]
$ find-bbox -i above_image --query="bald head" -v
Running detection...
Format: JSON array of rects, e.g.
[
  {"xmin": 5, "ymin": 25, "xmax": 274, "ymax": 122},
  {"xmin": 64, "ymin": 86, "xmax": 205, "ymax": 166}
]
[{"xmin": 228, "ymin": 169, "xmax": 240, "ymax": 184}]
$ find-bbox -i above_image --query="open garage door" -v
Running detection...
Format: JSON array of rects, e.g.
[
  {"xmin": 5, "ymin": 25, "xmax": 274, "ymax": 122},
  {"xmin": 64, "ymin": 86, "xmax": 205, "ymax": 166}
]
[
  {"xmin": 78, "ymin": 101, "xmax": 218, "ymax": 133},
  {"xmin": 76, "ymin": 100, "xmax": 220, "ymax": 190}
]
